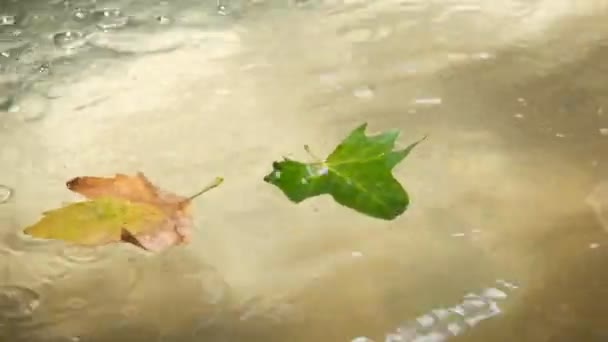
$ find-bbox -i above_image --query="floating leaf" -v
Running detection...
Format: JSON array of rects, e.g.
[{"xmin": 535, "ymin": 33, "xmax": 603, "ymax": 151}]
[
  {"xmin": 23, "ymin": 173, "xmax": 223, "ymax": 252},
  {"xmin": 263, "ymin": 123, "xmax": 425, "ymax": 220},
  {"xmin": 24, "ymin": 198, "xmax": 166, "ymax": 246}
]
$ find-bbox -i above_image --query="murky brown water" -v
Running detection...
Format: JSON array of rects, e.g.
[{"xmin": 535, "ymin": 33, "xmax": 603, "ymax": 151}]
[{"xmin": 1, "ymin": 0, "xmax": 608, "ymax": 341}]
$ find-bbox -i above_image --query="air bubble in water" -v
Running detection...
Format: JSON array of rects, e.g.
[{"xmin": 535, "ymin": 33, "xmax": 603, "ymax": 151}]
[
  {"xmin": 0, "ymin": 286, "xmax": 41, "ymax": 319},
  {"xmin": 0, "ymin": 185, "xmax": 12, "ymax": 203},
  {"xmin": 53, "ymin": 31, "xmax": 87, "ymax": 49}
]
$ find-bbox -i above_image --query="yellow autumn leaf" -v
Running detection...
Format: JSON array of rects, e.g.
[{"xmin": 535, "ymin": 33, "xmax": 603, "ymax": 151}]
[
  {"xmin": 22, "ymin": 172, "xmax": 223, "ymax": 252},
  {"xmin": 23, "ymin": 197, "xmax": 166, "ymax": 246}
]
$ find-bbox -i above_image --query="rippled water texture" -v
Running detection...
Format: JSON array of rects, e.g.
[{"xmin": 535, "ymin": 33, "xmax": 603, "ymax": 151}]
[{"xmin": 1, "ymin": 0, "xmax": 608, "ymax": 341}]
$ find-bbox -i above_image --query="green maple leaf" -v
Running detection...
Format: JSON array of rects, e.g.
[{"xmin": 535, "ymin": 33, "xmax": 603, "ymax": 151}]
[{"xmin": 263, "ymin": 123, "xmax": 425, "ymax": 220}]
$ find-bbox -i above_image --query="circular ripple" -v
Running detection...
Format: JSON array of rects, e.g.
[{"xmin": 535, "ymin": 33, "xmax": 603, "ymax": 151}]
[
  {"xmin": 4, "ymin": 229, "xmax": 62, "ymax": 254},
  {"xmin": 64, "ymin": 297, "xmax": 88, "ymax": 311},
  {"xmin": 53, "ymin": 31, "xmax": 87, "ymax": 49},
  {"xmin": 0, "ymin": 285, "xmax": 41, "ymax": 320},
  {"xmin": 0, "ymin": 185, "xmax": 12, "ymax": 204},
  {"xmin": 59, "ymin": 245, "xmax": 112, "ymax": 265}
]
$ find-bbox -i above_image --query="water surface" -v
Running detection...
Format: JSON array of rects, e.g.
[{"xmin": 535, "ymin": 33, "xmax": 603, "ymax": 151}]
[{"xmin": 1, "ymin": 0, "xmax": 608, "ymax": 341}]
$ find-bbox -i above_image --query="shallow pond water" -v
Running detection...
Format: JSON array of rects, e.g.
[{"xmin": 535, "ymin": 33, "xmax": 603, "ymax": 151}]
[{"xmin": 1, "ymin": 0, "xmax": 608, "ymax": 341}]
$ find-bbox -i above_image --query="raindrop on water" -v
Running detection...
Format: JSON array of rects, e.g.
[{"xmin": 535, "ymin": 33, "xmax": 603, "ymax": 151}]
[
  {"xmin": 0, "ymin": 285, "xmax": 41, "ymax": 320},
  {"xmin": 217, "ymin": 0, "xmax": 230, "ymax": 15},
  {"xmin": 0, "ymin": 185, "xmax": 12, "ymax": 204},
  {"xmin": 93, "ymin": 9, "xmax": 129, "ymax": 30},
  {"xmin": 53, "ymin": 31, "xmax": 87, "ymax": 49},
  {"xmin": 0, "ymin": 15, "xmax": 16, "ymax": 26},
  {"xmin": 72, "ymin": 8, "xmax": 89, "ymax": 21},
  {"xmin": 38, "ymin": 63, "xmax": 50, "ymax": 74},
  {"xmin": 156, "ymin": 15, "xmax": 171, "ymax": 25}
]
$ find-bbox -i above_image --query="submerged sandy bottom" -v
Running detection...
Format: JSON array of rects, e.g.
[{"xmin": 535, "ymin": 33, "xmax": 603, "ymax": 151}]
[{"xmin": 1, "ymin": 1, "xmax": 608, "ymax": 341}]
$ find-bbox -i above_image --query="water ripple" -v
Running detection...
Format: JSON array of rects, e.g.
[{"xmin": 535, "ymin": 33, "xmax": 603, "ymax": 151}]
[
  {"xmin": 2, "ymin": 229, "xmax": 63, "ymax": 255},
  {"xmin": 0, "ymin": 285, "xmax": 41, "ymax": 320},
  {"xmin": 0, "ymin": 185, "xmax": 12, "ymax": 203},
  {"xmin": 59, "ymin": 245, "xmax": 114, "ymax": 265},
  {"xmin": 53, "ymin": 31, "xmax": 88, "ymax": 50},
  {"xmin": 0, "ymin": 0, "xmax": 237, "ymax": 101}
]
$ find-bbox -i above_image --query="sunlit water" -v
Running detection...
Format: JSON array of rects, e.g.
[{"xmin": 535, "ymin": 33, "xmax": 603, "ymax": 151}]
[{"xmin": 1, "ymin": 0, "xmax": 608, "ymax": 341}]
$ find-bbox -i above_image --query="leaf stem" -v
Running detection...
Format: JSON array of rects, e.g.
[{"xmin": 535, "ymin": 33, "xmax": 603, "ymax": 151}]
[
  {"xmin": 304, "ymin": 145, "xmax": 323, "ymax": 163},
  {"xmin": 189, "ymin": 177, "xmax": 224, "ymax": 201}
]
